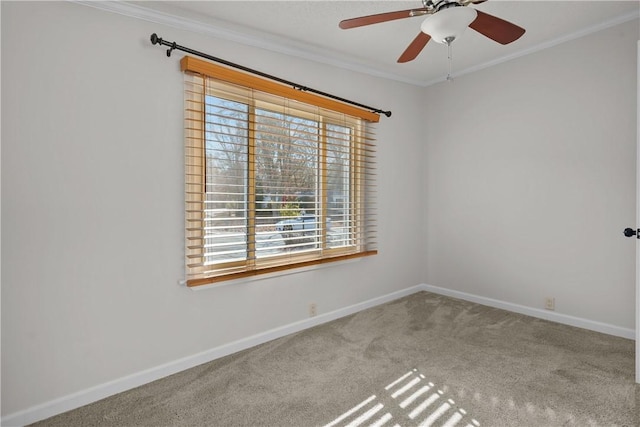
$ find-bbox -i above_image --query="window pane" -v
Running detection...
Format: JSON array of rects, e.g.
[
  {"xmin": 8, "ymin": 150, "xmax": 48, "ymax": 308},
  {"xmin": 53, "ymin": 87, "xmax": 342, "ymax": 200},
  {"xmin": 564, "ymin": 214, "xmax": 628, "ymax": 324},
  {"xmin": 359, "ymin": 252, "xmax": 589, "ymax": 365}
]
[
  {"xmin": 204, "ymin": 95, "xmax": 248, "ymax": 264},
  {"xmin": 254, "ymin": 109, "xmax": 320, "ymax": 258},
  {"xmin": 326, "ymin": 123, "xmax": 352, "ymax": 248}
]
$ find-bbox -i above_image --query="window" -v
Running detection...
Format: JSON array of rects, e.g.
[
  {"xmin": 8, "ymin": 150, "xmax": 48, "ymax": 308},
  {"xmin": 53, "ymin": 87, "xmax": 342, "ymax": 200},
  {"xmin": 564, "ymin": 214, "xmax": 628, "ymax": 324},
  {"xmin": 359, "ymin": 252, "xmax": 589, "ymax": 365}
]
[{"xmin": 183, "ymin": 56, "xmax": 377, "ymax": 286}]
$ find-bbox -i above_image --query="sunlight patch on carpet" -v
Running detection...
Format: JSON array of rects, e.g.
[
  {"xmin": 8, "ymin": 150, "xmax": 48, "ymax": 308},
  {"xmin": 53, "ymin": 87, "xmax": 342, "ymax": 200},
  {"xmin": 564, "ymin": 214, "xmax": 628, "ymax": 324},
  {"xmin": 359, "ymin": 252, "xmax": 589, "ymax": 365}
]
[{"xmin": 324, "ymin": 368, "xmax": 480, "ymax": 427}]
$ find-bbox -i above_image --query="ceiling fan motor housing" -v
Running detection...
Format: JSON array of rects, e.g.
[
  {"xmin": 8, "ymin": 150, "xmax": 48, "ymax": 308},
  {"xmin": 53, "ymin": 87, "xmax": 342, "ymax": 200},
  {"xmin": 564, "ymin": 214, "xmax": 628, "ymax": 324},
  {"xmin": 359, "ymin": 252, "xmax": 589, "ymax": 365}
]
[{"xmin": 423, "ymin": 0, "xmax": 465, "ymax": 13}]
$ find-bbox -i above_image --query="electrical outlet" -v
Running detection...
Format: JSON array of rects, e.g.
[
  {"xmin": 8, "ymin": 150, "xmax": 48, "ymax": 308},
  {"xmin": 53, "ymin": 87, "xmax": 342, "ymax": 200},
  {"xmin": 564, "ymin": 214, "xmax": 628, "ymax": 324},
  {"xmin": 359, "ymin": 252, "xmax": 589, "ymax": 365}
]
[
  {"xmin": 309, "ymin": 303, "xmax": 317, "ymax": 317},
  {"xmin": 544, "ymin": 297, "xmax": 555, "ymax": 311}
]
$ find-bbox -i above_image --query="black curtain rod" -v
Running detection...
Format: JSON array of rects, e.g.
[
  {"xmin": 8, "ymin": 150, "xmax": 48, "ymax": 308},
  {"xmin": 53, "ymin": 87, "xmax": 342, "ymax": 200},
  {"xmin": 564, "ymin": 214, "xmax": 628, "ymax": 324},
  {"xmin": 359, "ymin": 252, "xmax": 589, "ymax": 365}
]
[{"xmin": 150, "ymin": 33, "xmax": 391, "ymax": 118}]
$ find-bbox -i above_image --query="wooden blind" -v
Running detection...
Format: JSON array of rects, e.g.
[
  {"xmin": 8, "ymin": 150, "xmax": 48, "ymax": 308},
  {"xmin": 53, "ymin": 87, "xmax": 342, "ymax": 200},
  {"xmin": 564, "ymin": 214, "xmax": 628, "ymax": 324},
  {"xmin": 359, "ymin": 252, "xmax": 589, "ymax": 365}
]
[{"xmin": 183, "ymin": 56, "xmax": 377, "ymax": 286}]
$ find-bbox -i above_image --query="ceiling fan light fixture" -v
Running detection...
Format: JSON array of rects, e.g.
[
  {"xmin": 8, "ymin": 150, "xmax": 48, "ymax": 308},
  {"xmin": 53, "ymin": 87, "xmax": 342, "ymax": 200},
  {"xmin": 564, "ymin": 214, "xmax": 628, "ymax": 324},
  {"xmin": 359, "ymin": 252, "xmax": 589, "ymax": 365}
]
[{"xmin": 420, "ymin": 6, "xmax": 478, "ymax": 44}]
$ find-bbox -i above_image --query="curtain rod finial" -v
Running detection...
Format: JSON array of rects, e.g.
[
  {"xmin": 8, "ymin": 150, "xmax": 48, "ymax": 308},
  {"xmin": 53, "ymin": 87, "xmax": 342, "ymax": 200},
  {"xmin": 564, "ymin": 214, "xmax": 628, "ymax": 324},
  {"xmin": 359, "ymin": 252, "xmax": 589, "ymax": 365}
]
[{"xmin": 150, "ymin": 33, "xmax": 161, "ymax": 45}]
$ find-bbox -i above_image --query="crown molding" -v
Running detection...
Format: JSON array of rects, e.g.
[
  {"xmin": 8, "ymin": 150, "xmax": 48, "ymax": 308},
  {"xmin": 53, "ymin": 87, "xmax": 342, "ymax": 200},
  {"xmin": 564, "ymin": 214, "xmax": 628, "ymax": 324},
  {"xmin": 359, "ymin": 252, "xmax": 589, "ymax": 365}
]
[
  {"xmin": 71, "ymin": 0, "xmax": 427, "ymax": 87},
  {"xmin": 422, "ymin": 8, "xmax": 640, "ymax": 87},
  {"xmin": 73, "ymin": 1, "xmax": 639, "ymax": 88}
]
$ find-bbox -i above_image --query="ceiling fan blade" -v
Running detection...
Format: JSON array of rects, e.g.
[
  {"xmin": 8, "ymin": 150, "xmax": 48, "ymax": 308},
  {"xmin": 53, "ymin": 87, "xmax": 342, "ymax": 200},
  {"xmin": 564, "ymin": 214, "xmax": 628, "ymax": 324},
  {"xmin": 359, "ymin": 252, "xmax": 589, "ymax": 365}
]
[
  {"xmin": 339, "ymin": 8, "xmax": 428, "ymax": 29},
  {"xmin": 398, "ymin": 32, "xmax": 432, "ymax": 63},
  {"xmin": 469, "ymin": 10, "xmax": 525, "ymax": 45}
]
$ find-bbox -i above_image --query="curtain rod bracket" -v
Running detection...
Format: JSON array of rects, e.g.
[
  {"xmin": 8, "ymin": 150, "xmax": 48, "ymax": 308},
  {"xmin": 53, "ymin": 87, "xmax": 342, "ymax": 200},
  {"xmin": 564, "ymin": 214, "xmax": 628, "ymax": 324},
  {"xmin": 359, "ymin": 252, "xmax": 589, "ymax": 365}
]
[
  {"xmin": 149, "ymin": 33, "xmax": 392, "ymax": 118},
  {"xmin": 167, "ymin": 42, "xmax": 177, "ymax": 57}
]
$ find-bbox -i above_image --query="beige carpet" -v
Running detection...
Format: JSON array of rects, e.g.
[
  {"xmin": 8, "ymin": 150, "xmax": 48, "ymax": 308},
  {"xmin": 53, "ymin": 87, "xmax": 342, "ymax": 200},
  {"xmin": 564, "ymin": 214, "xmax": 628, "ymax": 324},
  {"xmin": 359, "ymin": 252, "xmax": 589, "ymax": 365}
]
[{"xmin": 31, "ymin": 291, "xmax": 637, "ymax": 426}]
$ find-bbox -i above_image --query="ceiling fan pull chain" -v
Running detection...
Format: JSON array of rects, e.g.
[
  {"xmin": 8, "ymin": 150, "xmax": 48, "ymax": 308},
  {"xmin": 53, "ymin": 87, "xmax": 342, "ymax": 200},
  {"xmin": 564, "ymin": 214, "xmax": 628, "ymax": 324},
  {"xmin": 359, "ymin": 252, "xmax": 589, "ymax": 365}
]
[{"xmin": 447, "ymin": 42, "xmax": 454, "ymax": 82}]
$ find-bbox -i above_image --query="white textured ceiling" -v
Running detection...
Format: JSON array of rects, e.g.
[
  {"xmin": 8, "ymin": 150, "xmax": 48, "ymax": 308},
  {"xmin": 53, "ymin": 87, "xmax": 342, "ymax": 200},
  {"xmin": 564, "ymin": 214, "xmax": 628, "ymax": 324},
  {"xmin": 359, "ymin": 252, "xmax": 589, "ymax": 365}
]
[{"xmin": 129, "ymin": 1, "xmax": 639, "ymax": 85}]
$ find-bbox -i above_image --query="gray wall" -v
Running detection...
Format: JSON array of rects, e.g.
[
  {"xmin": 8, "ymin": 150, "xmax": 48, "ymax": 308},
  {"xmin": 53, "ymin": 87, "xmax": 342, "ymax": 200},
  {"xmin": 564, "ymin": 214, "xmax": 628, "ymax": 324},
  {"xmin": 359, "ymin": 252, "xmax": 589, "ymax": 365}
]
[
  {"xmin": 424, "ymin": 19, "xmax": 638, "ymax": 329},
  {"xmin": 1, "ymin": 1, "xmax": 424, "ymax": 416}
]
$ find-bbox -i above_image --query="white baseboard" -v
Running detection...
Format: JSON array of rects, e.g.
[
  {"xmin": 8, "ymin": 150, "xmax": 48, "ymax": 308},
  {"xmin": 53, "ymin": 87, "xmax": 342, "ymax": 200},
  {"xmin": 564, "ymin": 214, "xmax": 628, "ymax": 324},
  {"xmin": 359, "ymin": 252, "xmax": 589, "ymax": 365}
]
[
  {"xmin": 3, "ymin": 283, "xmax": 634, "ymax": 426},
  {"xmin": 419, "ymin": 283, "xmax": 635, "ymax": 340},
  {"xmin": 1, "ymin": 285, "xmax": 424, "ymax": 427}
]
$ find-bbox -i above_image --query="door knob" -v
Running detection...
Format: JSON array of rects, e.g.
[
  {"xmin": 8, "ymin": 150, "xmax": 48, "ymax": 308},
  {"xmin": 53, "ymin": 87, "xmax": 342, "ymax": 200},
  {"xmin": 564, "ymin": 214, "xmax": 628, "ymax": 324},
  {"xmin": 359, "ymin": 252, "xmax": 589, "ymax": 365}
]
[{"xmin": 623, "ymin": 227, "xmax": 639, "ymax": 238}]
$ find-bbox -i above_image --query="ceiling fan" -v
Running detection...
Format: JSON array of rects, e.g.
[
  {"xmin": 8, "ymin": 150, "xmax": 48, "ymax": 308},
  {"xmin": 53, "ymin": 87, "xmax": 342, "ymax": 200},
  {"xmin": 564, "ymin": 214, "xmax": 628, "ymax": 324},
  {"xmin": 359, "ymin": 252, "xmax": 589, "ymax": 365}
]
[{"xmin": 339, "ymin": 0, "xmax": 525, "ymax": 63}]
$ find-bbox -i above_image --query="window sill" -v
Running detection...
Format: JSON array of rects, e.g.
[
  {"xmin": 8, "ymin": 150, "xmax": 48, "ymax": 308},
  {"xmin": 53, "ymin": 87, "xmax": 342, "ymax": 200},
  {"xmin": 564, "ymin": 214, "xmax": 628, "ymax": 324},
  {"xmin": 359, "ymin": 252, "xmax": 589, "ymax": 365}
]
[{"xmin": 184, "ymin": 250, "xmax": 377, "ymax": 291}]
